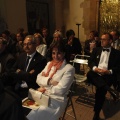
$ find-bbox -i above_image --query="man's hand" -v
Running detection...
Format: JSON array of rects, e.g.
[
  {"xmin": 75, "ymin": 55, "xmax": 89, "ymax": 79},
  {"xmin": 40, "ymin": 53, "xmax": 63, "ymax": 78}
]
[
  {"xmin": 99, "ymin": 69, "xmax": 110, "ymax": 75},
  {"xmin": 94, "ymin": 68, "xmax": 110, "ymax": 75},
  {"xmin": 68, "ymin": 39, "xmax": 73, "ymax": 45},
  {"xmin": 16, "ymin": 69, "xmax": 21, "ymax": 73},
  {"xmin": 29, "ymin": 69, "xmax": 35, "ymax": 74}
]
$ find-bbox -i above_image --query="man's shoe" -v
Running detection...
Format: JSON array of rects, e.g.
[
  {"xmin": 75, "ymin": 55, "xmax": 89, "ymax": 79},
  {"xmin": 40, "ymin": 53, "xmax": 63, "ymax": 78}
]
[{"xmin": 93, "ymin": 114, "xmax": 100, "ymax": 120}]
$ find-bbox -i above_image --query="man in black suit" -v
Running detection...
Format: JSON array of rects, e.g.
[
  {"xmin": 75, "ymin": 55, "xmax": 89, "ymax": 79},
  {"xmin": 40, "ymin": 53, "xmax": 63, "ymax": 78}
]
[
  {"xmin": 0, "ymin": 37, "xmax": 15, "ymax": 86},
  {"xmin": 87, "ymin": 33, "xmax": 120, "ymax": 120},
  {"xmin": 11, "ymin": 35, "xmax": 47, "ymax": 98}
]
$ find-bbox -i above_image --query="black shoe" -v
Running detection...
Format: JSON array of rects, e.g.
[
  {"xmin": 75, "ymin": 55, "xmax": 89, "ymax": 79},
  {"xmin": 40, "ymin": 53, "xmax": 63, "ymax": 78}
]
[
  {"xmin": 109, "ymin": 89, "xmax": 119, "ymax": 101},
  {"xmin": 93, "ymin": 113, "xmax": 100, "ymax": 120}
]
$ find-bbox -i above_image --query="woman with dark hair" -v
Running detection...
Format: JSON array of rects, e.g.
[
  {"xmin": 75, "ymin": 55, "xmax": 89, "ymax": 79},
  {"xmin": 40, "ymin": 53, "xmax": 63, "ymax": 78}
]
[
  {"xmin": 65, "ymin": 29, "xmax": 82, "ymax": 74},
  {"xmin": 65, "ymin": 29, "xmax": 82, "ymax": 58},
  {"xmin": 27, "ymin": 40, "xmax": 75, "ymax": 120},
  {"xmin": 84, "ymin": 30, "xmax": 100, "ymax": 56}
]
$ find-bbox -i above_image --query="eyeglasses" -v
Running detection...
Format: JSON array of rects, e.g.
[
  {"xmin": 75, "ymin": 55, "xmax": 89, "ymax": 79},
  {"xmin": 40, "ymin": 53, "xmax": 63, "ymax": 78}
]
[{"xmin": 23, "ymin": 42, "xmax": 35, "ymax": 46}]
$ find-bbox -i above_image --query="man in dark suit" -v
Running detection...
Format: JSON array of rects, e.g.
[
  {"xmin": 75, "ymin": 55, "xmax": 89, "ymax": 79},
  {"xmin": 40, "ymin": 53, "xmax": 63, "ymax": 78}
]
[
  {"xmin": 87, "ymin": 33, "xmax": 120, "ymax": 120},
  {"xmin": 0, "ymin": 37, "xmax": 15, "ymax": 86},
  {"xmin": 2, "ymin": 30, "xmax": 16, "ymax": 56},
  {"xmin": 11, "ymin": 35, "xmax": 47, "ymax": 98}
]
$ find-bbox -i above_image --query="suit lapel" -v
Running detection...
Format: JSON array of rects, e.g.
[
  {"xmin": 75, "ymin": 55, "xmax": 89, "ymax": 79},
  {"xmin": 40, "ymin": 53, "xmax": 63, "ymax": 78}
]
[
  {"xmin": 108, "ymin": 48, "xmax": 115, "ymax": 69},
  {"xmin": 96, "ymin": 47, "xmax": 102, "ymax": 65},
  {"xmin": 27, "ymin": 52, "xmax": 39, "ymax": 72}
]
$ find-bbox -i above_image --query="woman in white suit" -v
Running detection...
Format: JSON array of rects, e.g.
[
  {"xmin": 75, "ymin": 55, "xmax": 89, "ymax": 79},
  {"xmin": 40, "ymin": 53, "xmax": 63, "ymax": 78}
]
[
  {"xmin": 27, "ymin": 40, "xmax": 75, "ymax": 120},
  {"xmin": 34, "ymin": 33, "xmax": 47, "ymax": 57}
]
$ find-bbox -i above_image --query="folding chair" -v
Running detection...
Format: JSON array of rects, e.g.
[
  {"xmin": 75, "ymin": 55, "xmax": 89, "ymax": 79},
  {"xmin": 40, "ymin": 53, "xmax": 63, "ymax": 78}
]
[
  {"xmin": 61, "ymin": 81, "xmax": 77, "ymax": 120},
  {"xmin": 72, "ymin": 54, "xmax": 90, "ymax": 85},
  {"xmin": 71, "ymin": 54, "xmax": 95, "ymax": 103}
]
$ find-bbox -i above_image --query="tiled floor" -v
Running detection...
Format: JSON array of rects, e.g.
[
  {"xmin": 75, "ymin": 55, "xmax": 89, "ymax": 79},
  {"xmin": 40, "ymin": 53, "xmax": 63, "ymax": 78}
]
[{"xmin": 62, "ymin": 84, "xmax": 120, "ymax": 120}]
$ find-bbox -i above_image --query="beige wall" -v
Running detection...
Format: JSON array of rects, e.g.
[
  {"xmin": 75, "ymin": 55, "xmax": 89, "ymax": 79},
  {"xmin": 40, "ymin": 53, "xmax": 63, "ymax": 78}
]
[
  {"xmin": 0, "ymin": 0, "xmax": 27, "ymax": 34},
  {"xmin": 62, "ymin": 0, "xmax": 99, "ymax": 42},
  {"xmin": 0, "ymin": 0, "xmax": 99, "ymax": 41}
]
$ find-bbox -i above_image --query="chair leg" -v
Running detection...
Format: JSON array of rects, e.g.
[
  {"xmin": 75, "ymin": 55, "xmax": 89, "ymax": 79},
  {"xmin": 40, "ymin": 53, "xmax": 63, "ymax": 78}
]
[
  {"xmin": 61, "ymin": 98, "xmax": 70, "ymax": 120},
  {"xmin": 69, "ymin": 97, "xmax": 77, "ymax": 120},
  {"xmin": 61, "ymin": 97, "xmax": 77, "ymax": 120}
]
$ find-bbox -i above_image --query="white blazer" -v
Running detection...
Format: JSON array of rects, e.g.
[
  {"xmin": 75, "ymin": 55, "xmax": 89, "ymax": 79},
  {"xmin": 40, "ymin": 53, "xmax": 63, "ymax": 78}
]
[
  {"xmin": 27, "ymin": 60, "xmax": 75, "ymax": 120},
  {"xmin": 36, "ymin": 44, "xmax": 47, "ymax": 56}
]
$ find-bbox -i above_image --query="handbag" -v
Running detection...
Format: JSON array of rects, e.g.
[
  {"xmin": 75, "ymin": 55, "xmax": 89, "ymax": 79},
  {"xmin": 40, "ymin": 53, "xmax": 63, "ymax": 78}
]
[{"xmin": 28, "ymin": 88, "xmax": 50, "ymax": 107}]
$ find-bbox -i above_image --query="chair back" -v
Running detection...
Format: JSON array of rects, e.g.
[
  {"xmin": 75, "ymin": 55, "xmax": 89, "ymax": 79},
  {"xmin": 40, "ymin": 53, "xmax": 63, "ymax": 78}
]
[{"xmin": 72, "ymin": 54, "xmax": 90, "ymax": 66}]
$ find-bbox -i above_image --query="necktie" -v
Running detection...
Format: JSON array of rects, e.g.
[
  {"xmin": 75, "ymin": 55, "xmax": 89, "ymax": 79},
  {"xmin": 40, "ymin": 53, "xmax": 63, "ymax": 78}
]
[
  {"xmin": 102, "ymin": 48, "xmax": 109, "ymax": 52},
  {"xmin": 25, "ymin": 56, "xmax": 31, "ymax": 71}
]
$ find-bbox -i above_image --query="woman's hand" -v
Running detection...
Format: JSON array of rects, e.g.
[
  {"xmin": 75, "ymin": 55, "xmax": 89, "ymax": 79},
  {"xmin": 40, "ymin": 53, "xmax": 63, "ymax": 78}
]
[
  {"xmin": 37, "ymin": 87, "xmax": 46, "ymax": 93},
  {"xmin": 50, "ymin": 80, "xmax": 59, "ymax": 86}
]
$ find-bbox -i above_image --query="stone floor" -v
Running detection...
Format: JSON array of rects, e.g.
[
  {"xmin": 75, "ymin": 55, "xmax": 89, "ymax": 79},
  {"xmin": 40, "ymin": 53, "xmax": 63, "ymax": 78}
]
[{"xmin": 62, "ymin": 84, "xmax": 120, "ymax": 120}]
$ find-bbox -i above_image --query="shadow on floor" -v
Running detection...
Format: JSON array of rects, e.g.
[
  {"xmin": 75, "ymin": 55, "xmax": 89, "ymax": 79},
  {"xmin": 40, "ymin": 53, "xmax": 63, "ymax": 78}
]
[
  {"xmin": 102, "ymin": 99, "xmax": 120, "ymax": 120},
  {"xmin": 73, "ymin": 84, "xmax": 95, "ymax": 108}
]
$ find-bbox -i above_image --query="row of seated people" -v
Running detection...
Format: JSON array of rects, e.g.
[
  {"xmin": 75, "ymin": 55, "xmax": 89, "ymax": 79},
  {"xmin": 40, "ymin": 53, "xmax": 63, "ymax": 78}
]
[
  {"xmin": 84, "ymin": 30, "xmax": 120, "ymax": 56},
  {"xmin": 0, "ymin": 35, "xmax": 75, "ymax": 120},
  {"xmin": 0, "ymin": 28, "xmax": 120, "ymax": 120},
  {"xmin": 0, "ymin": 28, "xmax": 82, "ymax": 59}
]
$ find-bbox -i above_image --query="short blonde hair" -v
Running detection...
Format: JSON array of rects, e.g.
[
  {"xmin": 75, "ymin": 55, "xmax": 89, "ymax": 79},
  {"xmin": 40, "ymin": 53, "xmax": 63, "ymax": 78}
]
[
  {"xmin": 34, "ymin": 33, "xmax": 44, "ymax": 44},
  {"xmin": 53, "ymin": 31, "xmax": 63, "ymax": 38}
]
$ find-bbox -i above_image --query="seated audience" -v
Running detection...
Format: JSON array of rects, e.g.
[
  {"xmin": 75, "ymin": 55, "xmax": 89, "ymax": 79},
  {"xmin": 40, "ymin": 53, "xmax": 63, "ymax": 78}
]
[
  {"xmin": 110, "ymin": 30, "xmax": 120, "ymax": 91},
  {"xmin": 84, "ymin": 31, "xmax": 100, "ymax": 56},
  {"xmin": 65, "ymin": 29, "xmax": 82, "ymax": 74},
  {"xmin": 65, "ymin": 29, "xmax": 82, "ymax": 60},
  {"xmin": 26, "ymin": 40, "xmax": 75, "ymax": 120},
  {"xmin": 15, "ymin": 32, "xmax": 25, "ymax": 58},
  {"xmin": 41, "ymin": 27, "xmax": 53, "ymax": 49},
  {"xmin": 46, "ymin": 30, "xmax": 63, "ymax": 62},
  {"xmin": 110, "ymin": 30, "xmax": 120, "ymax": 50},
  {"xmin": 11, "ymin": 35, "xmax": 47, "ymax": 98},
  {"xmin": 87, "ymin": 33, "xmax": 120, "ymax": 120},
  {"xmin": 0, "ymin": 80, "xmax": 25, "ymax": 120},
  {"xmin": 2, "ymin": 30, "xmax": 16, "ymax": 56},
  {"xmin": 34, "ymin": 33, "xmax": 47, "ymax": 57},
  {"xmin": 50, "ymin": 30, "xmax": 63, "ymax": 44},
  {"xmin": 0, "ymin": 37, "xmax": 15, "ymax": 86}
]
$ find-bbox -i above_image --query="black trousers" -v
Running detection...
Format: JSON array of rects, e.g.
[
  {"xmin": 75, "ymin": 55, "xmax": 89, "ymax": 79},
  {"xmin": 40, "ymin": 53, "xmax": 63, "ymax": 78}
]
[{"xmin": 87, "ymin": 70, "xmax": 115, "ymax": 114}]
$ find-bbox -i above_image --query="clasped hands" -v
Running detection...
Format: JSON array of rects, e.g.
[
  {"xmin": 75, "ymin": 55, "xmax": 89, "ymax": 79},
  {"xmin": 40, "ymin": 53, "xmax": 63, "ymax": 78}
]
[
  {"xmin": 16, "ymin": 69, "xmax": 35, "ymax": 74},
  {"xmin": 94, "ymin": 68, "xmax": 110, "ymax": 75}
]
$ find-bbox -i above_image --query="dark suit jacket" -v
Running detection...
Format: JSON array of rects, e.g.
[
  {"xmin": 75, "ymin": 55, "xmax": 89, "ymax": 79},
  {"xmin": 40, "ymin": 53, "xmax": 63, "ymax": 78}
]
[
  {"xmin": 65, "ymin": 37, "xmax": 82, "ymax": 61},
  {"xmin": 84, "ymin": 39, "xmax": 101, "ymax": 56},
  {"xmin": 88, "ymin": 47, "xmax": 120, "ymax": 77},
  {"xmin": 0, "ymin": 50, "xmax": 16, "ymax": 86},
  {"xmin": 12, "ymin": 51, "xmax": 47, "ymax": 89}
]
